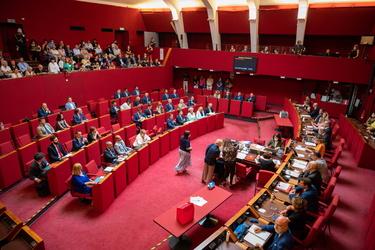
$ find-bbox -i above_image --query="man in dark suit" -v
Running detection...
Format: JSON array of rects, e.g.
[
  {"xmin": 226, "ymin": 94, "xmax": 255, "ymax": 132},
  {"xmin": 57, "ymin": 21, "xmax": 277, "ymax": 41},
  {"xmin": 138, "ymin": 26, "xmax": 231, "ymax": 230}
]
[
  {"xmin": 313, "ymin": 108, "xmax": 324, "ymax": 123},
  {"xmin": 167, "ymin": 113, "xmax": 177, "ymax": 129},
  {"xmin": 289, "ymin": 177, "xmax": 319, "ymax": 214},
  {"xmin": 234, "ymin": 92, "xmax": 243, "ymax": 101},
  {"xmin": 165, "ymin": 99, "xmax": 174, "ymax": 112},
  {"xmin": 110, "ymin": 101, "xmax": 119, "ymax": 118},
  {"xmin": 114, "ymin": 89, "xmax": 122, "ymax": 99},
  {"xmin": 162, "ymin": 89, "xmax": 169, "ymax": 100},
  {"xmin": 73, "ymin": 108, "xmax": 87, "ymax": 125},
  {"xmin": 223, "ymin": 91, "xmax": 232, "ymax": 99},
  {"xmin": 204, "ymin": 103, "xmax": 215, "ymax": 115},
  {"xmin": 176, "ymin": 110, "xmax": 187, "ymax": 125},
  {"xmin": 72, "ymin": 131, "xmax": 88, "ymax": 151},
  {"xmin": 246, "ymin": 93, "xmax": 256, "ymax": 103},
  {"xmin": 187, "ymin": 96, "xmax": 196, "ymax": 106},
  {"xmin": 116, "ymin": 54, "xmax": 127, "ymax": 68},
  {"xmin": 144, "ymin": 104, "xmax": 154, "ymax": 118},
  {"xmin": 298, "ymin": 161, "xmax": 322, "ymax": 194},
  {"xmin": 309, "ymin": 103, "xmax": 319, "ymax": 118},
  {"xmin": 319, "ymin": 127, "xmax": 332, "ymax": 150},
  {"xmin": 171, "ymin": 89, "xmax": 179, "ymax": 99},
  {"xmin": 134, "ymin": 108, "xmax": 146, "ymax": 128},
  {"xmin": 28, "ymin": 152, "xmax": 49, "ymax": 183},
  {"xmin": 142, "ymin": 93, "xmax": 151, "ymax": 104},
  {"xmin": 122, "ymin": 88, "xmax": 131, "ymax": 97},
  {"xmin": 48, "ymin": 136, "xmax": 68, "ymax": 162},
  {"xmin": 38, "ymin": 103, "xmax": 52, "ymax": 117},
  {"xmin": 132, "ymin": 86, "xmax": 141, "ymax": 96},
  {"xmin": 104, "ymin": 141, "xmax": 118, "ymax": 164}
]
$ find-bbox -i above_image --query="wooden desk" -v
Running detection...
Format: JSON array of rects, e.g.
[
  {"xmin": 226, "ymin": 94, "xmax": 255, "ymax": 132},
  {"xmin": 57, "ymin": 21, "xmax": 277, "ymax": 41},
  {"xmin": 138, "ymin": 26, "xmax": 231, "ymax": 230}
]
[
  {"xmin": 154, "ymin": 186, "xmax": 232, "ymax": 250},
  {"xmin": 92, "ymin": 173, "xmax": 115, "ymax": 213}
]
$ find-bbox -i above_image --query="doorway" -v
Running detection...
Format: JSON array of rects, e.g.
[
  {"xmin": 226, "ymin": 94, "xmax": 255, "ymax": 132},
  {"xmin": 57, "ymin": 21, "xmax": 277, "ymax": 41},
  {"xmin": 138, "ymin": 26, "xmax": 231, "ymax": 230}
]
[
  {"xmin": 114, "ymin": 30, "xmax": 129, "ymax": 50},
  {"xmin": 0, "ymin": 22, "xmax": 24, "ymax": 58}
]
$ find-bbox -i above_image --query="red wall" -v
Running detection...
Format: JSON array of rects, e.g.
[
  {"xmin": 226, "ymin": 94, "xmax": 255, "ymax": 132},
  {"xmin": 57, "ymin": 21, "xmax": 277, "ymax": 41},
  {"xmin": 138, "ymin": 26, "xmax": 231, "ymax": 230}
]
[
  {"xmin": 218, "ymin": 11, "xmax": 250, "ymax": 34},
  {"xmin": 188, "ymin": 33, "xmax": 212, "ymax": 50},
  {"xmin": 171, "ymin": 49, "xmax": 374, "ymax": 85},
  {"xmin": 1, "ymin": 0, "xmax": 145, "ymax": 50},
  {"xmin": 0, "ymin": 66, "xmax": 172, "ymax": 125},
  {"xmin": 221, "ymin": 34, "xmax": 250, "ymax": 47},
  {"xmin": 304, "ymin": 35, "xmax": 361, "ymax": 56},
  {"xmin": 183, "ymin": 11, "xmax": 210, "ymax": 33},
  {"xmin": 173, "ymin": 68, "xmax": 304, "ymax": 105},
  {"xmin": 259, "ymin": 35, "xmax": 296, "ymax": 47},
  {"xmin": 141, "ymin": 12, "xmax": 174, "ymax": 32},
  {"xmin": 259, "ymin": 9, "xmax": 297, "ymax": 35}
]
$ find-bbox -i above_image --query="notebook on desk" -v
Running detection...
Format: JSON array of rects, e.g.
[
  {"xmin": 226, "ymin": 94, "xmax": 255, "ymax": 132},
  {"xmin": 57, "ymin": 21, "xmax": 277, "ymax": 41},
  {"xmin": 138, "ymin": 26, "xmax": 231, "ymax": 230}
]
[{"xmin": 243, "ymin": 224, "xmax": 271, "ymax": 247}]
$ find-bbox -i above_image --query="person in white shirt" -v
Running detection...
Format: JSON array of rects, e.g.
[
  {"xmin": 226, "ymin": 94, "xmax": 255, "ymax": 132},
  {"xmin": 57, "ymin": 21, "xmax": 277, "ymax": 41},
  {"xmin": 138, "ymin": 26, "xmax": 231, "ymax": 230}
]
[
  {"xmin": 95, "ymin": 45, "xmax": 103, "ymax": 55},
  {"xmin": 206, "ymin": 75, "xmax": 214, "ymax": 90},
  {"xmin": 65, "ymin": 97, "xmax": 76, "ymax": 110},
  {"xmin": 11, "ymin": 69, "xmax": 23, "ymax": 78},
  {"xmin": 58, "ymin": 57, "xmax": 65, "ymax": 69},
  {"xmin": 1, "ymin": 61, "xmax": 12, "ymax": 77},
  {"xmin": 177, "ymin": 99, "xmax": 187, "ymax": 109},
  {"xmin": 113, "ymin": 45, "xmax": 121, "ymax": 57},
  {"xmin": 85, "ymin": 41, "xmax": 94, "ymax": 51},
  {"xmin": 48, "ymin": 58, "xmax": 60, "ymax": 74},
  {"xmin": 187, "ymin": 107, "xmax": 197, "ymax": 121},
  {"xmin": 120, "ymin": 99, "xmax": 132, "ymax": 111},
  {"xmin": 114, "ymin": 135, "xmax": 133, "ymax": 155},
  {"xmin": 196, "ymin": 106, "xmax": 205, "ymax": 119},
  {"xmin": 133, "ymin": 129, "xmax": 151, "ymax": 148}
]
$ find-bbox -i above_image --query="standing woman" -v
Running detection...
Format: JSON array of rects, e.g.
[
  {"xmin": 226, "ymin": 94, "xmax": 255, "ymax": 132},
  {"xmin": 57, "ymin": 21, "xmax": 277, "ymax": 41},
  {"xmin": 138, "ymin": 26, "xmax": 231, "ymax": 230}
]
[
  {"xmin": 193, "ymin": 75, "xmax": 199, "ymax": 89},
  {"xmin": 216, "ymin": 77, "xmax": 224, "ymax": 91},
  {"xmin": 224, "ymin": 78, "xmax": 233, "ymax": 92},
  {"xmin": 199, "ymin": 75, "xmax": 206, "ymax": 89},
  {"xmin": 174, "ymin": 131, "xmax": 192, "ymax": 174},
  {"xmin": 222, "ymin": 138, "xmax": 237, "ymax": 188},
  {"xmin": 15, "ymin": 28, "xmax": 27, "ymax": 58},
  {"xmin": 348, "ymin": 44, "xmax": 360, "ymax": 59}
]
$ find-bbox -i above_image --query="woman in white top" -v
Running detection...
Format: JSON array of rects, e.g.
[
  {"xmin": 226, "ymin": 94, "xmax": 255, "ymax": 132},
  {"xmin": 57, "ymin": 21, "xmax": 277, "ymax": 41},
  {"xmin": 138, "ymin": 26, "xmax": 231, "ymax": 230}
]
[
  {"xmin": 133, "ymin": 129, "xmax": 151, "ymax": 148},
  {"xmin": 177, "ymin": 99, "xmax": 187, "ymax": 109},
  {"xmin": 11, "ymin": 69, "xmax": 23, "ymax": 78},
  {"xmin": 187, "ymin": 107, "xmax": 197, "ymax": 121},
  {"xmin": 196, "ymin": 107, "xmax": 205, "ymax": 119},
  {"xmin": 48, "ymin": 59, "xmax": 60, "ymax": 74},
  {"xmin": 50, "ymin": 46, "xmax": 61, "ymax": 61},
  {"xmin": 213, "ymin": 90, "xmax": 221, "ymax": 98},
  {"xmin": 120, "ymin": 99, "xmax": 132, "ymax": 110},
  {"xmin": 25, "ymin": 67, "xmax": 36, "ymax": 77}
]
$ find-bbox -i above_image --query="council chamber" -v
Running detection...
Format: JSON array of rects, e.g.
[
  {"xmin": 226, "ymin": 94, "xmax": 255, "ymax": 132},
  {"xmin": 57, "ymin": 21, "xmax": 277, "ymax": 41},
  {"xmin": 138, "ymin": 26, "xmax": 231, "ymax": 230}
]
[{"xmin": 0, "ymin": 0, "xmax": 375, "ymax": 249}]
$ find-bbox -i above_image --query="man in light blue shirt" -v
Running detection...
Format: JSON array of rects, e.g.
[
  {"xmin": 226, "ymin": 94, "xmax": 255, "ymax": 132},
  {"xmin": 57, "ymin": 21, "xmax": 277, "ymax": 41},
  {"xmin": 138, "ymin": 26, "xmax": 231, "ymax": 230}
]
[
  {"xmin": 17, "ymin": 57, "xmax": 29, "ymax": 73},
  {"xmin": 65, "ymin": 97, "xmax": 76, "ymax": 110}
]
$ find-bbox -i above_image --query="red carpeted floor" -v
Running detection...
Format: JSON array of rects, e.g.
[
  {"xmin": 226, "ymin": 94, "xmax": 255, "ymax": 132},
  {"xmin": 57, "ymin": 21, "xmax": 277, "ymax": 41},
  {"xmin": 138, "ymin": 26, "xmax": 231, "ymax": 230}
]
[{"xmin": 2, "ymin": 118, "xmax": 374, "ymax": 250}]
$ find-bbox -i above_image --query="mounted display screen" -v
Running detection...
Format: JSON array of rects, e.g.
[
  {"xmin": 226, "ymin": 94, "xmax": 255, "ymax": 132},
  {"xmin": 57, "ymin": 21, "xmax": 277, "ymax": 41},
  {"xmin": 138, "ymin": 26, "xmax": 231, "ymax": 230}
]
[{"xmin": 233, "ymin": 56, "xmax": 258, "ymax": 72}]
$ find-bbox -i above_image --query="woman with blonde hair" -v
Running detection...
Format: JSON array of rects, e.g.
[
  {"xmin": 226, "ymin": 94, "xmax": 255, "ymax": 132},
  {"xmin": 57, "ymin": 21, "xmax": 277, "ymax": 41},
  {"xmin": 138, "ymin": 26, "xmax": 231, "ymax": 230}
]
[
  {"xmin": 71, "ymin": 163, "xmax": 97, "ymax": 194},
  {"xmin": 196, "ymin": 106, "xmax": 205, "ymax": 119}
]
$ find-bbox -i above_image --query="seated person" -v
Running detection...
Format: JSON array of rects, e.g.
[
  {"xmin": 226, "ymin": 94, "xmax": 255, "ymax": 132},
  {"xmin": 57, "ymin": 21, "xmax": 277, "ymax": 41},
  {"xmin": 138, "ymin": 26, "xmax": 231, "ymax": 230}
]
[
  {"xmin": 177, "ymin": 99, "xmax": 187, "ymax": 109},
  {"xmin": 114, "ymin": 89, "xmax": 122, "ymax": 99},
  {"xmin": 110, "ymin": 101, "xmax": 119, "ymax": 118},
  {"xmin": 253, "ymin": 216, "xmax": 293, "ymax": 250},
  {"xmin": 35, "ymin": 64, "xmax": 48, "ymax": 75},
  {"xmin": 266, "ymin": 133, "xmax": 284, "ymax": 150},
  {"xmin": 162, "ymin": 89, "xmax": 169, "ymax": 100},
  {"xmin": 72, "ymin": 131, "xmax": 88, "ymax": 151},
  {"xmin": 133, "ymin": 129, "xmax": 151, "ymax": 148},
  {"xmin": 114, "ymin": 135, "xmax": 133, "ymax": 155},
  {"xmin": 256, "ymin": 152, "xmax": 278, "ymax": 172},
  {"xmin": 234, "ymin": 92, "xmax": 243, "ymax": 101},
  {"xmin": 134, "ymin": 108, "xmax": 146, "ymax": 128},
  {"xmin": 280, "ymin": 197, "xmax": 308, "ymax": 239},
  {"xmin": 167, "ymin": 113, "xmax": 177, "ymax": 129},
  {"xmin": 104, "ymin": 141, "xmax": 119, "ymax": 164},
  {"xmin": 28, "ymin": 152, "xmax": 49, "ymax": 183},
  {"xmin": 204, "ymin": 103, "xmax": 215, "ymax": 116},
  {"xmin": 298, "ymin": 161, "xmax": 322, "ymax": 194},
  {"xmin": 309, "ymin": 103, "xmax": 319, "ymax": 118},
  {"xmin": 187, "ymin": 107, "xmax": 197, "ymax": 121},
  {"xmin": 38, "ymin": 102, "xmax": 52, "ymax": 117},
  {"xmin": 196, "ymin": 107, "xmax": 205, "ymax": 119},
  {"xmin": 65, "ymin": 97, "xmax": 76, "ymax": 110},
  {"xmin": 365, "ymin": 112, "xmax": 375, "ymax": 127},
  {"xmin": 289, "ymin": 177, "xmax": 319, "ymax": 214},
  {"xmin": 48, "ymin": 136, "xmax": 68, "ymax": 162},
  {"xmin": 310, "ymin": 151, "xmax": 329, "ymax": 182},
  {"xmin": 213, "ymin": 90, "xmax": 221, "ymax": 98},
  {"xmin": 142, "ymin": 93, "xmax": 151, "ymax": 104},
  {"xmin": 187, "ymin": 96, "xmax": 196, "ymax": 106},
  {"xmin": 155, "ymin": 101, "xmax": 164, "ymax": 114},
  {"xmin": 319, "ymin": 126, "xmax": 331, "ymax": 151},
  {"xmin": 73, "ymin": 108, "xmax": 88, "ymax": 125},
  {"xmin": 171, "ymin": 89, "xmax": 179, "ymax": 99},
  {"xmin": 133, "ymin": 96, "xmax": 141, "ymax": 107},
  {"xmin": 87, "ymin": 126, "xmax": 101, "ymax": 143},
  {"xmin": 222, "ymin": 91, "xmax": 232, "ymax": 99},
  {"xmin": 165, "ymin": 99, "xmax": 174, "ymax": 112},
  {"xmin": 246, "ymin": 93, "xmax": 256, "ymax": 103},
  {"xmin": 120, "ymin": 99, "xmax": 132, "ymax": 110},
  {"xmin": 37, "ymin": 117, "xmax": 55, "ymax": 138},
  {"xmin": 176, "ymin": 110, "xmax": 187, "ymax": 125},
  {"xmin": 144, "ymin": 103, "xmax": 154, "ymax": 118},
  {"xmin": 71, "ymin": 163, "xmax": 97, "ymax": 194},
  {"xmin": 306, "ymin": 134, "xmax": 326, "ymax": 157},
  {"xmin": 122, "ymin": 88, "xmax": 131, "ymax": 97}
]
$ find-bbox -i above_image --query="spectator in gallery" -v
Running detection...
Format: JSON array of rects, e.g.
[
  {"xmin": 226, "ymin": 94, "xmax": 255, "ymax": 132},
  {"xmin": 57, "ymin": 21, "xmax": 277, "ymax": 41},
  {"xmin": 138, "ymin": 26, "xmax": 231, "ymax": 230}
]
[
  {"xmin": 48, "ymin": 58, "xmax": 60, "ymax": 74},
  {"xmin": 348, "ymin": 44, "xmax": 360, "ymax": 59},
  {"xmin": 216, "ymin": 77, "xmax": 224, "ymax": 91},
  {"xmin": 25, "ymin": 67, "xmax": 36, "ymax": 77},
  {"xmin": 11, "ymin": 68, "xmax": 23, "ymax": 78},
  {"xmin": 261, "ymin": 46, "xmax": 270, "ymax": 54},
  {"xmin": 241, "ymin": 46, "xmax": 249, "ymax": 52},
  {"xmin": 35, "ymin": 64, "xmax": 48, "ymax": 75},
  {"xmin": 199, "ymin": 75, "xmax": 206, "ymax": 89},
  {"xmin": 229, "ymin": 46, "xmax": 235, "ymax": 52},
  {"xmin": 30, "ymin": 39, "xmax": 41, "ymax": 61},
  {"xmin": 101, "ymin": 62, "xmax": 109, "ymax": 70},
  {"xmin": 224, "ymin": 78, "xmax": 233, "ymax": 92},
  {"xmin": 292, "ymin": 40, "xmax": 306, "ymax": 55},
  {"xmin": 9, "ymin": 60, "xmax": 19, "ymax": 71},
  {"xmin": 234, "ymin": 92, "xmax": 243, "ymax": 101},
  {"xmin": 213, "ymin": 90, "xmax": 221, "ymax": 99},
  {"xmin": 120, "ymin": 99, "xmax": 132, "ymax": 111},
  {"xmin": 193, "ymin": 75, "xmax": 199, "ymax": 89},
  {"xmin": 188, "ymin": 96, "xmax": 196, "ymax": 106},
  {"xmin": 183, "ymin": 72, "xmax": 189, "ymax": 93},
  {"xmin": 17, "ymin": 57, "xmax": 30, "ymax": 73},
  {"xmin": 206, "ymin": 75, "xmax": 214, "ymax": 90}
]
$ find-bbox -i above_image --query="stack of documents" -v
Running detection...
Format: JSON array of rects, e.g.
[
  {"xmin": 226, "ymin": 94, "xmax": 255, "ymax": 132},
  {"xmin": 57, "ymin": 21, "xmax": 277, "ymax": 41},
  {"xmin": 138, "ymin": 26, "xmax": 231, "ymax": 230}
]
[
  {"xmin": 272, "ymin": 160, "xmax": 281, "ymax": 165},
  {"xmin": 301, "ymin": 115, "xmax": 311, "ymax": 119},
  {"xmin": 285, "ymin": 170, "xmax": 300, "ymax": 178},
  {"xmin": 190, "ymin": 196, "xmax": 207, "ymax": 207},
  {"xmin": 295, "ymin": 145, "xmax": 306, "ymax": 151},
  {"xmin": 237, "ymin": 152, "xmax": 247, "ymax": 160},
  {"xmin": 292, "ymin": 160, "xmax": 307, "ymax": 170},
  {"xmin": 276, "ymin": 182, "xmax": 293, "ymax": 192},
  {"xmin": 254, "ymin": 145, "xmax": 265, "ymax": 150},
  {"xmin": 103, "ymin": 166, "xmax": 115, "ymax": 172},
  {"xmin": 304, "ymin": 142, "xmax": 316, "ymax": 146},
  {"xmin": 244, "ymin": 225, "xmax": 271, "ymax": 246}
]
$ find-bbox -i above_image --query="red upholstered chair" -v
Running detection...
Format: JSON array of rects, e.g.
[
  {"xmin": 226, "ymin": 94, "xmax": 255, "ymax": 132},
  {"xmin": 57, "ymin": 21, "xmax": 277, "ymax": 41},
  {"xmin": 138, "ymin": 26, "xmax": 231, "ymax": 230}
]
[
  {"xmin": 86, "ymin": 113, "xmax": 93, "ymax": 120},
  {"xmin": 25, "ymin": 160, "xmax": 34, "ymax": 176},
  {"xmin": 0, "ymin": 141, "xmax": 14, "ymax": 155},
  {"xmin": 157, "ymin": 127, "xmax": 164, "ymax": 135},
  {"xmin": 319, "ymin": 177, "xmax": 337, "ymax": 203},
  {"xmin": 111, "ymin": 123, "xmax": 120, "ymax": 132},
  {"xmin": 253, "ymin": 138, "xmax": 265, "ymax": 146},
  {"xmin": 255, "ymin": 170, "xmax": 274, "ymax": 195},
  {"xmin": 17, "ymin": 134, "xmax": 32, "ymax": 147},
  {"xmin": 325, "ymin": 146, "xmax": 342, "ymax": 174},
  {"xmin": 64, "ymin": 140, "xmax": 73, "ymax": 153},
  {"xmin": 332, "ymin": 165, "xmax": 342, "ymax": 179},
  {"xmin": 128, "ymin": 135, "xmax": 137, "ymax": 148},
  {"xmin": 235, "ymin": 163, "xmax": 252, "ymax": 190},
  {"xmin": 84, "ymin": 160, "xmax": 104, "ymax": 178},
  {"xmin": 97, "ymin": 126, "xmax": 111, "ymax": 136},
  {"xmin": 293, "ymin": 216, "xmax": 325, "ymax": 249},
  {"xmin": 65, "ymin": 176, "xmax": 91, "ymax": 199},
  {"xmin": 326, "ymin": 138, "xmax": 345, "ymax": 156},
  {"xmin": 329, "ymin": 118, "xmax": 336, "ymax": 129},
  {"xmin": 330, "ymin": 124, "xmax": 340, "ymax": 142},
  {"xmin": 100, "ymin": 154, "xmax": 112, "ymax": 167}
]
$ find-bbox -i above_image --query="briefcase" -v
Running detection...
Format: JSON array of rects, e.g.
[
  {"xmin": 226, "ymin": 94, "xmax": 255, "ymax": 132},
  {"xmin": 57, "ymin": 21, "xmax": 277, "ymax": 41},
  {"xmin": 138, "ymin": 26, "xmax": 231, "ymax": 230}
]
[{"xmin": 176, "ymin": 202, "xmax": 194, "ymax": 224}]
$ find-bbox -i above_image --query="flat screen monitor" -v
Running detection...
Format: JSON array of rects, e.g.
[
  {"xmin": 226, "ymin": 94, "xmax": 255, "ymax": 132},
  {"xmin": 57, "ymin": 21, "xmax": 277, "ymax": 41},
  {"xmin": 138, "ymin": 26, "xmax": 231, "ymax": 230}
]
[{"xmin": 233, "ymin": 56, "xmax": 258, "ymax": 72}]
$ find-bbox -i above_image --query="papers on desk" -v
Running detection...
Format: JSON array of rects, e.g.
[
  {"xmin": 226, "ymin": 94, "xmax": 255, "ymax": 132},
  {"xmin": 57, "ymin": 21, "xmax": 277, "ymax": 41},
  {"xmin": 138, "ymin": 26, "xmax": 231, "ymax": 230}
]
[
  {"xmin": 306, "ymin": 126, "xmax": 313, "ymax": 129},
  {"xmin": 285, "ymin": 170, "xmax": 300, "ymax": 178},
  {"xmin": 65, "ymin": 153, "xmax": 73, "ymax": 157},
  {"xmin": 93, "ymin": 176, "xmax": 104, "ymax": 183},
  {"xmin": 253, "ymin": 145, "xmax": 265, "ymax": 151},
  {"xmin": 272, "ymin": 159, "xmax": 281, "ymax": 165},
  {"xmin": 304, "ymin": 142, "xmax": 316, "ymax": 147},
  {"xmin": 116, "ymin": 156, "xmax": 127, "ymax": 162},
  {"xmin": 297, "ymin": 154, "xmax": 305, "ymax": 158},
  {"xmin": 295, "ymin": 145, "xmax": 306, "ymax": 151},
  {"xmin": 276, "ymin": 181, "xmax": 293, "ymax": 193},
  {"xmin": 190, "ymin": 196, "xmax": 207, "ymax": 207},
  {"xmin": 237, "ymin": 152, "xmax": 248, "ymax": 160},
  {"xmin": 301, "ymin": 115, "xmax": 311, "ymax": 118},
  {"xmin": 244, "ymin": 225, "xmax": 271, "ymax": 246},
  {"xmin": 292, "ymin": 160, "xmax": 307, "ymax": 170},
  {"xmin": 103, "ymin": 167, "xmax": 115, "ymax": 172}
]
